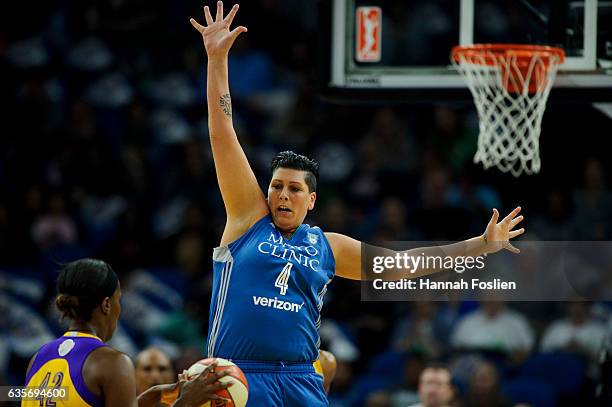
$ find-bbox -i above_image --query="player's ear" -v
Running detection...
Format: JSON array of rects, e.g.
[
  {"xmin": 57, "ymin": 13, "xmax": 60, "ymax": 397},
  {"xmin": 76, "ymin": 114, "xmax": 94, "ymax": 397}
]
[
  {"xmin": 308, "ymin": 191, "xmax": 316, "ymax": 211},
  {"xmin": 100, "ymin": 297, "xmax": 111, "ymax": 315}
]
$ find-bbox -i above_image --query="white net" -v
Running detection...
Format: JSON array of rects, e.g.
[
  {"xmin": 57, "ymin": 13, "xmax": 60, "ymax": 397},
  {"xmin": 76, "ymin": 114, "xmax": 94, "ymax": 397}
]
[{"xmin": 452, "ymin": 47, "xmax": 563, "ymax": 177}]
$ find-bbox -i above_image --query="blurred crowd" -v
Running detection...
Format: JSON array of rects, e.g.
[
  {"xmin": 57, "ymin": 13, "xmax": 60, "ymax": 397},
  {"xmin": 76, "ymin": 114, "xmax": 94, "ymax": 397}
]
[{"xmin": 1, "ymin": 1, "xmax": 612, "ymax": 406}]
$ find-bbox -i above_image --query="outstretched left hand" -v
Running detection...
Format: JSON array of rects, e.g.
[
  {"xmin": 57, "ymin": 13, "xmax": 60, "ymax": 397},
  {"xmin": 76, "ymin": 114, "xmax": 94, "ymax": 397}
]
[{"xmin": 483, "ymin": 206, "xmax": 525, "ymax": 254}]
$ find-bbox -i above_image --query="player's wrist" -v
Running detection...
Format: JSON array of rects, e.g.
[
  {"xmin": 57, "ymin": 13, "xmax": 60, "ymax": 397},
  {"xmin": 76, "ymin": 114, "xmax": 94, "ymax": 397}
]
[
  {"xmin": 468, "ymin": 233, "xmax": 490, "ymax": 255},
  {"xmin": 207, "ymin": 53, "xmax": 229, "ymax": 63}
]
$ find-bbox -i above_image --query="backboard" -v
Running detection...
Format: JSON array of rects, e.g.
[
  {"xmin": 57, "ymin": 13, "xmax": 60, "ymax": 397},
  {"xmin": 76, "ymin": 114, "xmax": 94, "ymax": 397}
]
[{"xmin": 320, "ymin": 0, "xmax": 612, "ymax": 102}]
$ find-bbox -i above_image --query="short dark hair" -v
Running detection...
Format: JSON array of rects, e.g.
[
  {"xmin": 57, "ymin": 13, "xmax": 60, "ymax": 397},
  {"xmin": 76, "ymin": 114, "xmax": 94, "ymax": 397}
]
[
  {"xmin": 55, "ymin": 259, "xmax": 119, "ymax": 322},
  {"xmin": 270, "ymin": 151, "xmax": 319, "ymax": 192}
]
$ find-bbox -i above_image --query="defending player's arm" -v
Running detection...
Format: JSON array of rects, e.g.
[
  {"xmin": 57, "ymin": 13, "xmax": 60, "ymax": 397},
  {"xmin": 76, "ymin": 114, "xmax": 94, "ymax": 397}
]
[
  {"xmin": 190, "ymin": 2, "xmax": 269, "ymax": 245},
  {"xmin": 327, "ymin": 206, "xmax": 525, "ymax": 280}
]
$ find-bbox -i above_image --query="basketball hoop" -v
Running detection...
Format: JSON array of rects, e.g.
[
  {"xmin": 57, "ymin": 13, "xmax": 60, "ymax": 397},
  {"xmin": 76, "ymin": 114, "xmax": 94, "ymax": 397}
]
[{"xmin": 451, "ymin": 44, "xmax": 565, "ymax": 177}]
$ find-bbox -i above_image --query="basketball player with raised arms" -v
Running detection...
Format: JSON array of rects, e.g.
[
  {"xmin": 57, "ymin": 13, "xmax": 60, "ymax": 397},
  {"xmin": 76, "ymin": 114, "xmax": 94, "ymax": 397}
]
[
  {"xmin": 190, "ymin": 2, "xmax": 525, "ymax": 405},
  {"xmin": 22, "ymin": 259, "xmax": 231, "ymax": 407}
]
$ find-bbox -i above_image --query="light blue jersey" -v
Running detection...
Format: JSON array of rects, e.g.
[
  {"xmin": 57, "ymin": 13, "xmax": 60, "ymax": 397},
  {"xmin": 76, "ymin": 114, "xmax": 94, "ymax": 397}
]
[{"xmin": 207, "ymin": 214, "xmax": 335, "ymax": 362}]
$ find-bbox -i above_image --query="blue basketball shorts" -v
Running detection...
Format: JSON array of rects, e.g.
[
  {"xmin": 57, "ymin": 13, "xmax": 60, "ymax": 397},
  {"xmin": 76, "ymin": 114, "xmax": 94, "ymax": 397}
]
[{"xmin": 234, "ymin": 360, "xmax": 328, "ymax": 407}]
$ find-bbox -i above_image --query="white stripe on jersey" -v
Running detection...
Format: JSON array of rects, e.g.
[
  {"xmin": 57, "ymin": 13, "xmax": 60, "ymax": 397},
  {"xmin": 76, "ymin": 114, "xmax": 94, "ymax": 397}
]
[
  {"xmin": 315, "ymin": 278, "xmax": 332, "ymax": 351},
  {"xmin": 208, "ymin": 247, "xmax": 234, "ymax": 357},
  {"xmin": 208, "ymin": 259, "xmax": 231, "ymax": 356}
]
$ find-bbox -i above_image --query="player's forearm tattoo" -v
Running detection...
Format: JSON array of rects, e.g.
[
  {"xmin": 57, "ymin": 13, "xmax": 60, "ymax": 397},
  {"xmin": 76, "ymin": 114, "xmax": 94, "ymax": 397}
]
[{"xmin": 220, "ymin": 93, "xmax": 232, "ymax": 117}]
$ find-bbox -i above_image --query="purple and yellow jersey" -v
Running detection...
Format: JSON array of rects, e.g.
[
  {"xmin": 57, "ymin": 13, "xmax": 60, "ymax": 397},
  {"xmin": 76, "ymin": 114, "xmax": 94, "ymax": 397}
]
[{"xmin": 22, "ymin": 331, "xmax": 105, "ymax": 407}]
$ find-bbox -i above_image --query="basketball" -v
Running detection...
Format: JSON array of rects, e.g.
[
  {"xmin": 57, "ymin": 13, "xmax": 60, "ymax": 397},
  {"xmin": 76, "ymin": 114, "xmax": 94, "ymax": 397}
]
[{"xmin": 186, "ymin": 358, "xmax": 249, "ymax": 407}]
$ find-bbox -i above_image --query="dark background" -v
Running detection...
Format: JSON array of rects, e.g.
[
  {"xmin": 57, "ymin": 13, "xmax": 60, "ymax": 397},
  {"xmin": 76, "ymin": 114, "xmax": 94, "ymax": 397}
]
[{"xmin": 1, "ymin": 1, "xmax": 612, "ymax": 406}]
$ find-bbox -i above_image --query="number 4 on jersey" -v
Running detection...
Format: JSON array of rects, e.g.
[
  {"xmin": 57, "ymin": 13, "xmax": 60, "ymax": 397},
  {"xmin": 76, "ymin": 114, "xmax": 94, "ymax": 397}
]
[{"xmin": 275, "ymin": 263, "xmax": 292, "ymax": 295}]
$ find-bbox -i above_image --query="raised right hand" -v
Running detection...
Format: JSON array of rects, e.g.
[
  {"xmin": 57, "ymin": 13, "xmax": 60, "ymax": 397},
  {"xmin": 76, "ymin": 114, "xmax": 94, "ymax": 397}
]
[{"xmin": 190, "ymin": 1, "xmax": 247, "ymax": 59}]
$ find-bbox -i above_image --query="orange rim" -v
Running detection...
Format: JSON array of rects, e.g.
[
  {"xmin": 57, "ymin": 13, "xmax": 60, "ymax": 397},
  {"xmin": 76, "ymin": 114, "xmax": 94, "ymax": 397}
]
[{"xmin": 451, "ymin": 44, "xmax": 565, "ymax": 66}]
